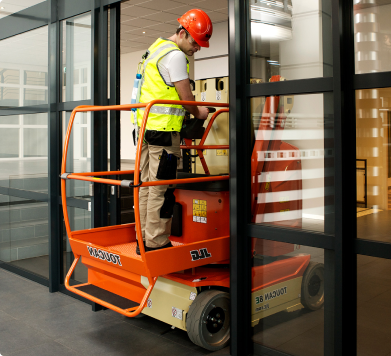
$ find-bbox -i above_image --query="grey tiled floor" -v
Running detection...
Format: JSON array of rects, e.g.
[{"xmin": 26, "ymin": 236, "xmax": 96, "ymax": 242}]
[{"xmin": 0, "ymin": 269, "xmax": 229, "ymax": 356}]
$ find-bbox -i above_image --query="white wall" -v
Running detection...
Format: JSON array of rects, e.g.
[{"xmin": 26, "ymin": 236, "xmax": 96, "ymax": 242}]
[
  {"xmin": 280, "ymin": 0, "xmax": 325, "ymax": 80},
  {"xmin": 194, "ymin": 21, "xmax": 228, "ymax": 80},
  {"xmin": 120, "ymin": 49, "xmax": 147, "ymax": 160}
]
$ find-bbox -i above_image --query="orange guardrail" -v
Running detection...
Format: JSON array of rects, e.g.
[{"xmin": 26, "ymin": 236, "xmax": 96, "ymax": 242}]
[{"xmin": 61, "ymin": 100, "xmax": 229, "ymax": 317}]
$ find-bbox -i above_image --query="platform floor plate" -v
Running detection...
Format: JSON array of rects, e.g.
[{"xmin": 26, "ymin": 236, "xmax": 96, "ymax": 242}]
[
  {"xmin": 107, "ymin": 241, "xmax": 183, "ymax": 257},
  {"xmin": 75, "ymin": 284, "xmax": 139, "ymax": 309}
]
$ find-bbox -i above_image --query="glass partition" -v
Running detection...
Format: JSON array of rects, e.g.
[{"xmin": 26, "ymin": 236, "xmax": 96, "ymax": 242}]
[
  {"xmin": 354, "ymin": 0, "xmax": 391, "ymax": 74},
  {"xmin": 253, "ymin": 242, "xmax": 324, "ymax": 356},
  {"xmin": 356, "ymin": 87, "xmax": 391, "ymax": 242},
  {"xmin": 61, "ymin": 111, "xmax": 92, "ymax": 283},
  {"xmin": 0, "ymin": 113, "xmax": 49, "ymax": 278},
  {"xmin": 61, "ymin": 13, "xmax": 92, "ymax": 102},
  {"xmin": 0, "ymin": 26, "xmax": 48, "ymax": 108},
  {"xmin": 357, "ymin": 255, "xmax": 391, "ymax": 355},
  {"xmin": 250, "ymin": 0, "xmax": 333, "ymax": 83},
  {"xmin": 250, "ymin": 93, "xmax": 334, "ymax": 234},
  {"xmin": 63, "ymin": 207, "xmax": 90, "ymax": 284},
  {"xmin": 0, "ymin": 1, "xmax": 47, "ymax": 19}
]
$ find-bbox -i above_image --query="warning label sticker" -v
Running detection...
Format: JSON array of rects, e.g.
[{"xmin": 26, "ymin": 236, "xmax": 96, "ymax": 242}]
[
  {"xmin": 193, "ymin": 199, "xmax": 207, "ymax": 224},
  {"xmin": 216, "ymin": 149, "xmax": 228, "ymax": 156},
  {"xmin": 172, "ymin": 307, "xmax": 183, "ymax": 320}
]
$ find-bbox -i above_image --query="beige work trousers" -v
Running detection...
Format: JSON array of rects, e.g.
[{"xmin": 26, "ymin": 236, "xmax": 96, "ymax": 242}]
[{"xmin": 138, "ymin": 132, "xmax": 181, "ymax": 248}]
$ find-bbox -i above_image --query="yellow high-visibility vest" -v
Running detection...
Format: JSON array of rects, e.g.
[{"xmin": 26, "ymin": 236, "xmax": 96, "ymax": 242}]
[{"xmin": 136, "ymin": 38, "xmax": 189, "ymax": 132}]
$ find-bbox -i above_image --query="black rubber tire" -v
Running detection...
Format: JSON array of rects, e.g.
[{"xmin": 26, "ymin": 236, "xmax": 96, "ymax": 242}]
[
  {"xmin": 301, "ymin": 261, "xmax": 325, "ymax": 310},
  {"xmin": 186, "ymin": 290, "xmax": 230, "ymax": 351}
]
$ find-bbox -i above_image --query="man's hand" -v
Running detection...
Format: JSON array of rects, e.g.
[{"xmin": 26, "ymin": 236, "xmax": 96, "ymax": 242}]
[
  {"xmin": 197, "ymin": 106, "xmax": 209, "ymax": 120},
  {"xmin": 174, "ymin": 78, "xmax": 210, "ymax": 119}
]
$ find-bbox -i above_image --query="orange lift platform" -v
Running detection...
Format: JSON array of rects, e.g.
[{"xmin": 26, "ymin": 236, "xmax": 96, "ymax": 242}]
[{"xmin": 61, "ymin": 92, "xmax": 324, "ymax": 351}]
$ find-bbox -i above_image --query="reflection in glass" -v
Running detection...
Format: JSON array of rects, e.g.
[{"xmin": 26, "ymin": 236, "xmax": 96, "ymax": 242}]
[
  {"xmin": 62, "ymin": 111, "xmax": 91, "ymax": 177},
  {"xmin": 251, "ymin": 92, "xmax": 334, "ymax": 233},
  {"xmin": 0, "ymin": 69, "xmax": 19, "ymax": 84},
  {"xmin": 0, "ymin": 69, "xmax": 20, "ymax": 106},
  {"xmin": 61, "ymin": 13, "xmax": 92, "ymax": 102},
  {"xmin": 0, "ymin": 1, "xmax": 47, "ymax": 19},
  {"xmin": 24, "ymin": 71, "xmax": 47, "ymax": 86},
  {"xmin": 250, "ymin": 0, "xmax": 332, "ymax": 82},
  {"xmin": 23, "ymin": 113, "xmax": 47, "ymax": 125},
  {"xmin": 0, "ymin": 115, "xmax": 19, "ymax": 125},
  {"xmin": 0, "ymin": 27, "xmax": 48, "ymax": 108},
  {"xmin": 8, "ymin": 195, "xmax": 48, "ymax": 278},
  {"xmin": 0, "ymin": 192, "xmax": 48, "ymax": 279},
  {"xmin": 0, "ymin": 113, "xmax": 48, "ymax": 160},
  {"xmin": 0, "ymin": 88, "xmax": 19, "ymax": 107},
  {"xmin": 0, "ymin": 112, "xmax": 49, "ymax": 277},
  {"xmin": 24, "ymin": 88, "xmax": 47, "ymax": 106},
  {"xmin": 354, "ymin": 0, "xmax": 391, "ymax": 74},
  {"xmin": 252, "ymin": 241, "xmax": 324, "ymax": 356},
  {"xmin": 23, "ymin": 128, "xmax": 48, "ymax": 157},
  {"xmin": 0, "ymin": 128, "xmax": 19, "ymax": 158},
  {"xmin": 356, "ymin": 88, "xmax": 391, "ymax": 242}
]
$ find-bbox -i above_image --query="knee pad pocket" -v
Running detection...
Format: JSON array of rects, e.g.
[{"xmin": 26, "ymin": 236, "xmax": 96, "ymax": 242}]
[
  {"xmin": 160, "ymin": 188, "xmax": 176, "ymax": 218},
  {"xmin": 156, "ymin": 149, "xmax": 177, "ymax": 180}
]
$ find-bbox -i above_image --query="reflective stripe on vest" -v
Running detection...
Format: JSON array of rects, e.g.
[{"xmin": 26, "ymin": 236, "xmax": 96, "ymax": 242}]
[
  {"xmin": 136, "ymin": 38, "xmax": 189, "ymax": 132},
  {"xmin": 149, "ymin": 106, "xmax": 186, "ymax": 116}
]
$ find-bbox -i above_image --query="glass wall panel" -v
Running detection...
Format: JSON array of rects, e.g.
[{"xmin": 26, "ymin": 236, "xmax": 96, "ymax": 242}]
[
  {"xmin": 0, "ymin": 113, "xmax": 48, "ymax": 160},
  {"xmin": 0, "ymin": 185, "xmax": 48, "ymax": 279},
  {"xmin": 61, "ymin": 111, "xmax": 92, "ymax": 283},
  {"xmin": 23, "ymin": 112, "xmax": 47, "ymax": 125},
  {"xmin": 357, "ymin": 255, "xmax": 391, "ymax": 355},
  {"xmin": 23, "ymin": 128, "xmax": 48, "ymax": 157},
  {"xmin": 0, "ymin": 1, "xmax": 47, "ymax": 19},
  {"xmin": 253, "ymin": 242, "xmax": 325, "ymax": 356},
  {"xmin": 61, "ymin": 13, "xmax": 92, "ymax": 102},
  {"xmin": 354, "ymin": 0, "xmax": 391, "ymax": 74},
  {"xmin": 0, "ymin": 128, "xmax": 19, "ymax": 158},
  {"xmin": 249, "ymin": 0, "xmax": 333, "ymax": 83},
  {"xmin": 0, "ymin": 115, "xmax": 19, "ymax": 125},
  {"xmin": 62, "ymin": 111, "xmax": 91, "ymax": 177},
  {"xmin": 8, "ymin": 195, "xmax": 49, "ymax": 279},
  {"xmin": 356, "ymin": 88, "xmax": 391, "ymax": 242},
  {"xmin": 0, "ymin": 26, "xmax": 48, "ymax": 108},
  {"xmin": 63, "ymin": 207, "xmax": 90, "ymax": 284},
  {"xmin": 0, "ymin": 112, "xmax": 48, "ymax": 278},
  {"xmin": 250, "ymin": 93, "xmax": 334, "ymax": 234}
]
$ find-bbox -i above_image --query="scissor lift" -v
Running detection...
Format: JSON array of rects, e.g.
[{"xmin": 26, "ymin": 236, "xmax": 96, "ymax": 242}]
[{"xmin": 61, "ymin": 94, "xmax": 324, "ymax": 351}]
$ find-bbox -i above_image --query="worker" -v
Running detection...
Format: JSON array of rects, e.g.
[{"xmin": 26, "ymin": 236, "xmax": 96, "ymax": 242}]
[{"xmin": 135, "ymin": 9, "xmax": 213, "ymax": 254}]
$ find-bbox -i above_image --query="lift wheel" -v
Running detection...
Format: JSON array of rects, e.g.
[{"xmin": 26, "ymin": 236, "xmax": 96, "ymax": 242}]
[{"xmin": 186, "ymin": 289, "xmax": 230, "ymax": 351}]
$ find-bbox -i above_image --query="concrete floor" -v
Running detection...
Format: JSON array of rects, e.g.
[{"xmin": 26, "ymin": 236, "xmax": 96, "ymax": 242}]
[
  {"xmin": 357, "ymin": 255, "xmax": 391, "ymax": 356},
  {"xmin": 5, "ymin": 254, "xmax": 391, "ymax": 356},
  {"xmin": 0, "ymin": 268, "xmax": 229, "ymax": 356}
]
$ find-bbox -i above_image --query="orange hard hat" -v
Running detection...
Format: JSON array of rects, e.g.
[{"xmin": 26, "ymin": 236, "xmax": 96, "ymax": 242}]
[{"xmin": 177, "ymin": 9, "xmax": 213, "ymax": 48}]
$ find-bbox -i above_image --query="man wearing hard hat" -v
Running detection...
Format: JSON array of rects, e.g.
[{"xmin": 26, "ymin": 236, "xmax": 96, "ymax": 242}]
[{"xmin": 135, "ymin": 9, "xmax": 213, "ymax": 254}]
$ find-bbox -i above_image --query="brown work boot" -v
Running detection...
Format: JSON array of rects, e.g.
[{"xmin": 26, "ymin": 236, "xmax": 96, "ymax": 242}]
[{"xmin": 136, "ymin": 241, "xmax": 173, "ymax": 255}]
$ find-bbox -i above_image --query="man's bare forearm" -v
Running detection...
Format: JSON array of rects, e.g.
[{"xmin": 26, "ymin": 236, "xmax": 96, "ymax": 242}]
[
  {"xmin": 174, "ymin": 78, "xmax": 210, "ymax": 119},
  {"xmin": 174, "ymin": 78, "xmax": 200, "ymax": 117}
]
